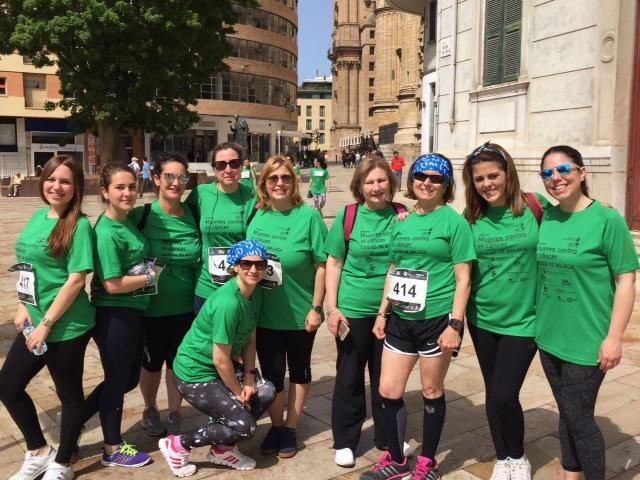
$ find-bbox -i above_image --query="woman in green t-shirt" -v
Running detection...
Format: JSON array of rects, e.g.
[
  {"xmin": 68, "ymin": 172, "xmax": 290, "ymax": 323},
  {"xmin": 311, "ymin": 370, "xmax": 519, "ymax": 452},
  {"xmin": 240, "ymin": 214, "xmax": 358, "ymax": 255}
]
[
  {"xmin": 362, "ymin": 154, "xmax": 476, "ymax": 480},
  {"xmin": 158, "ymin": 240, "xmax": 276, "ymax": 477},
  {"xmin": 85, "ymin": 164, "xmax": 155, "ymax": 469},
  {"xmin": 1, "ymin": 155, "xmax": 94, "ymax": 480},
  {"xmin": 130, "ymin": 154, "xmax": 201, "ymax": 439},
  {"xmin": 324, "ymin": 156, "xmax": 407, "ymax": 468},
  {"xmin": 185, "ymin": 142, "xmax": 256, "ymax": 311},
  {"xmin": 462, "ymin": 142, "xmax": 550, "ymax": 480},
  {"xmin": 536, "ymin": 146, "xmax": 638, "ymax": 480},
  {"xmin": 309, "ymin": 157, "xmax": 330, "ymax": 216},
  {"xmin": 239, "ymin": 158, "xmax": 257, "ymax": 192},
  {"xmin": 247, "ymin": 156, "xmax": 328, "ymax": 459}
]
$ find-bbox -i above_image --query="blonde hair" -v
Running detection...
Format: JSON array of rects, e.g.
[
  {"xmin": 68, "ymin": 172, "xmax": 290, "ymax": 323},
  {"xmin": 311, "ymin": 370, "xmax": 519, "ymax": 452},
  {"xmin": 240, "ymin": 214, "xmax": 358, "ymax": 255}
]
[{"xmin": 256, "ymin": 156, "xmax": 303, "ymax": 209}]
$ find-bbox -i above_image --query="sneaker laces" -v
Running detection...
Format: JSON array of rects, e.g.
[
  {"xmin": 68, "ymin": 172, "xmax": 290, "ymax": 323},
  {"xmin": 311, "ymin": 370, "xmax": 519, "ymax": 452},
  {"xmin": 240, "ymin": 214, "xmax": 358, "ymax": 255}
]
[
  {"xmin": 372, "ymin": 451, "xmax": 393, "ymax": 471},
  {"xmin": 412, "ymin": 457, "xmax": 433, "ymax": 479},
  {"xmin": 117, "ymin": 442, "xmax": 139, "ymax": 457}
]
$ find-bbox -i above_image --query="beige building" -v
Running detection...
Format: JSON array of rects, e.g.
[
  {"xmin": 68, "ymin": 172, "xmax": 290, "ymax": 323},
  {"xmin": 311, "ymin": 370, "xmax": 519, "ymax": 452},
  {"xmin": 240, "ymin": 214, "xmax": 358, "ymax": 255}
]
[
  {"xmin": 296, "ymin": 76, "xmax": 332, "ymax": 151},
  {"xmin": 0, "ymin": 55, "xmax": 87, "ymax": 176},
  {"xmin": 151, "ymin": 0, "xmax": 299, "ymax": 165},
  {"xmin": 329, "ymin": 0, "xmax": 424, "ymax": 159}
]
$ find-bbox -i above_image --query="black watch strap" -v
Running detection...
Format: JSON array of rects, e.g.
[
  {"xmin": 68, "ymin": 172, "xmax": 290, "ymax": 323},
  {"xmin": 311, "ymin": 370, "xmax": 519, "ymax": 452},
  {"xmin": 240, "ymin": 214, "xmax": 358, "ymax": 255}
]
[{"xmin": 448, "ymin": 318, "xmax": 464, "ymax": 332}]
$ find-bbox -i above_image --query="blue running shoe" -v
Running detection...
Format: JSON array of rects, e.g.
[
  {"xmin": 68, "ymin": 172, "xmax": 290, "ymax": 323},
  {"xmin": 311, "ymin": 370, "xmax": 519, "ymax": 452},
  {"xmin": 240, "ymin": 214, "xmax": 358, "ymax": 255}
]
[{"xmin": 101, "ymin": 442, "xmax": 151, "ymax": 468}]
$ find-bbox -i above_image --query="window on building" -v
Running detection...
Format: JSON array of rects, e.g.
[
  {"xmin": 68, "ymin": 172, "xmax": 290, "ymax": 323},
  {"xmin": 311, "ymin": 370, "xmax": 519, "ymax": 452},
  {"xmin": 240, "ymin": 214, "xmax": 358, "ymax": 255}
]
[
  {"xmin": 369, "ymin": 78, "xmax": 374, "ymax": 87},
  {"xmin": 306, "ymin": 119, "xmax": 312, "ymax": 130},
  {"xmin": 0, "ymin": 118, "xmax": 18, "ymax": 152},
  {"xmin": 319, "ymin": 105, "xmax": 325, "ymax": 117},
  {"xmin": 369, "ymin": 46, "xmax": 375, "ymax": 55},
  {"xmin": 483, "ymin": 0, "xmax": 522, "ymax": 86},
  {"xmin": 297, "ymin": 105, "xmax": 301, "ymax": 116},
  {"xmin": 0, "ymin": 77, "xmax": 6, "ymax": 96},
  {"xmin": 319, "ymin": 119, "xmax": 325, "ymax": 130},
  {"xmin": 368, "ymin": 108, "xmax": 374, "ymax": 117},
  {"xmin": 369, "ymin": 62, "xmax": 375, "ymax": 71},
  {"xmin": 429, "ymin": 0, "xmax": 437, "ymax": 42},
  {"xmin": 24, "ymin": 75, "xmax": 46, "ymax": 89},
  {"xmin": 369, "ymin": 93, "xmax": 374, "ymax": 102},
  {"xmin": 319, "ymin": 133, "xmax": 326, "ymax": 144},
  {"xmin": 369, "ymin": 29, "xmax": 375, "ymax": 39},
  {"xmin": 306, "ymin": 105, "xmax": 312, "ymax": 116}
]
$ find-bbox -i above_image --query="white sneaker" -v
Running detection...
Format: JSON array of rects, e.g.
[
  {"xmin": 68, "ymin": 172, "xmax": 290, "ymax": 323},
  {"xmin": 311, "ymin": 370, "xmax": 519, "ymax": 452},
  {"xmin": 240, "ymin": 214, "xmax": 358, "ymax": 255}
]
[
  {"xmin": 10, "ymin": 446, "xmax": 57, "ymax": 480},
  {"xmin": 490, "ymin": 459, "xmax": 511, "ymax": 480},
  {"xmin": 207, "ymin": 444, "xmax": 256, "ymax": 470},
  {"xmin": 335, "ymin": 448, "xmax": 355, "ymax": 467},
  {"xmin": 42, "ymin": 462, "xmax": 74, "ymax": 480},
  {"xmin": 509, "ymin": 456, "xmax": 532, "ymax": 480},
  {"xmin": 158, "ymin": 437, "xmax": 196, "ymax": 477}
]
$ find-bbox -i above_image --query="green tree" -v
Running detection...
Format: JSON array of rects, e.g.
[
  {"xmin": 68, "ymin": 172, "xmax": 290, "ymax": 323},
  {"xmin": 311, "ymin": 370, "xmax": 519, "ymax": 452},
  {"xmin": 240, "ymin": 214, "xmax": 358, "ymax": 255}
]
[{"xmin": 0, "ymin": 0, "xmax": 255, "ymax": 164}]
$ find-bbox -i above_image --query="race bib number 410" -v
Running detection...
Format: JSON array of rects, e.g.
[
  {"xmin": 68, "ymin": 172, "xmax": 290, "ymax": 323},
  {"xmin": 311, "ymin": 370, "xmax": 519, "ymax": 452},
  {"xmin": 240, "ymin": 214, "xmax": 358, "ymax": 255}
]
[{"xmin": 387, "ymin": 268, "xmax": 428, "ymax": 313}]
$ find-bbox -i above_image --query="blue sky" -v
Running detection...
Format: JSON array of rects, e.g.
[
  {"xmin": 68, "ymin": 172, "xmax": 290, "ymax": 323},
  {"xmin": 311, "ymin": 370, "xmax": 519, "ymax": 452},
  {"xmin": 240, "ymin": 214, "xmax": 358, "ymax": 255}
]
[{"xmin": 298, "ymin": 0, "xmax": 333, "ymax": 83}]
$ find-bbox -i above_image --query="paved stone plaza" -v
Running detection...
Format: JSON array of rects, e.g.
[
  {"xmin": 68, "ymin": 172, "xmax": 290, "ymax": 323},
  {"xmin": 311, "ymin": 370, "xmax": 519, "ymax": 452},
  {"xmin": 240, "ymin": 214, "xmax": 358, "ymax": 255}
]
[{"xmin": 1, "ymin": 163, "xmax": 639, "ymax": 479}]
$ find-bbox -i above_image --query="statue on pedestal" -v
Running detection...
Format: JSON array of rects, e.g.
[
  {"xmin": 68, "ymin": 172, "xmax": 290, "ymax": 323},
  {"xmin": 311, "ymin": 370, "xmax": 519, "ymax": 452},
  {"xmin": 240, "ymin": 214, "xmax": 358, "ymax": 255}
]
[{"xmin": 231, "ymin": 114, "xmax": 250, "ymax": 150}]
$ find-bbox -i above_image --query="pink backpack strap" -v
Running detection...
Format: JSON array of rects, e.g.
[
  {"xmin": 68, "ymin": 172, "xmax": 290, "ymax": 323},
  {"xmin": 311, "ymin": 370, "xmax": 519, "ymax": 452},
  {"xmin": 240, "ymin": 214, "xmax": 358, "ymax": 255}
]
[
  {"xmin": 391, "ymin": 202, "xmax": 408, "ymax": 214},
  {"xmin": 525, "ymin": 192, "xmax": 543, "ymax": 225},
  {"xmin": 343, "ymin": 203, "xmax": 359, "ymax": 245}
]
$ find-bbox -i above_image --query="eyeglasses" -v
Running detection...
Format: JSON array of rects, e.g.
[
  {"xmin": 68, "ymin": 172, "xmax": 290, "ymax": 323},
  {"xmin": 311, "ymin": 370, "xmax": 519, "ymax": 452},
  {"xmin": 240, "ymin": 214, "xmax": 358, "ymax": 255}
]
[
  {"xmin": 266, "ymin": 174, "xmax": 294, "ymax": 185},
  {"xmin": 160, "ymin": 173, "xmax": 190, "ymax": 185},
  {"xmin": 539, "ymin": 163, "xmax": 581, "ymax": 182},
  {"xmin": 214, "ymin": 159, "xmax": 242, "ymax": 171},
  {"xmin": 413, "ymin": 172, "xmax": 445, "ymax": 184},
  {"xmin": 467, "ymin": 141, "xmax": 506, "ymax": 161},
  {"xmin": 237, "ymin": 259, "xmax": 268, "ymax": 271}
]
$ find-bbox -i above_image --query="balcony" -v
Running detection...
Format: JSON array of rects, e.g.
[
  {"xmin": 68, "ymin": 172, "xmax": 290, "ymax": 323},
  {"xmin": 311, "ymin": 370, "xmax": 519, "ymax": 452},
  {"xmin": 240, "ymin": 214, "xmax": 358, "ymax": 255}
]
[
  {"xmin": 25, "ymin": 89, "xmax": 47, "ymax": 109},
  {"xmin": 386, "ymin": 0, "xmax": 428, "ymax": 15}
]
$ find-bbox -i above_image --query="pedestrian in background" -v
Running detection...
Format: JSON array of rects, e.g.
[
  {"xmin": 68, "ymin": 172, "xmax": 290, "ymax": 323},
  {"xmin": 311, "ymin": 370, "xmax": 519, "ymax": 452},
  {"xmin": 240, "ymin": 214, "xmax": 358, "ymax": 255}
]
[{"xmin": 390, "ymin": 151, "xmax": 405, "ymax": 191}]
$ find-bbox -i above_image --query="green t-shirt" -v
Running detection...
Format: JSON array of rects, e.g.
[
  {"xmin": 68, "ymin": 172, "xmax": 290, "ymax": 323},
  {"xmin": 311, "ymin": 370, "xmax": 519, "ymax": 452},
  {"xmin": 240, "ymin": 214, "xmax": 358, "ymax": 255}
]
[
  {"xmin": 389, "ymin": 205, "xmax": 476, "ymax": 320},
  {"xmin": 247, "ymin": 204, "xmax": 328, "ymax": 330},
  {"xmin": 185, "ymin": 183, "xmax": 257, "ymax": 299},
  {"xmin": 467, "ymin": 194, "xmax": 551, "ymax": 336},
  {"xmin": 130, "ymin": 202, "xmax": 201, "ymax": 317},
  {"xmin": 324, "ymin": 203, "xmax": 401, "ymax": 318},
  {"xmin": 240, "ymin": 167, "xmax": 254, "ymax": 191},
  {"xmin": 91, "ymin": 213, "xmax": 150, "ymax": 311},
  {"xmin": 309, "ymin": 167, "xmax": 329, "ymax": 194},
  {"xmin": 536, "ymin": 201, "xmax": 639, "ymax": 365},
  {"xmin": 14, "ymin": 208, "xmax": 95, "ymax": 342},
  {"xmin": 173, "ymin": 278, "xmax": 256, "ymax": 383}
]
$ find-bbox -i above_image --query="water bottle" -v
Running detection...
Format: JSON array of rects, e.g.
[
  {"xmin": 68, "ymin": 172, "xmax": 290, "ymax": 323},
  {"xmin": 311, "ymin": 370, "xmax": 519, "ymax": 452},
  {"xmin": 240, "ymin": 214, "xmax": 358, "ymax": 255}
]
[{"xmin": 22, "ymin": 320, "xmax": 48, "ymax": 355}]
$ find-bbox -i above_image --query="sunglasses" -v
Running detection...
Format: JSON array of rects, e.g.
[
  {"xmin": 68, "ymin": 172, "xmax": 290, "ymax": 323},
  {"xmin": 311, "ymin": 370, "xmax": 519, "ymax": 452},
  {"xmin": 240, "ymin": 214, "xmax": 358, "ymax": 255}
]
[
  {"xmin": 413, "ymin": 172, "xmax": 445, "ymax": 184},
  {"xmin": 539, "ymin": 163, "xmax": 581, "ymax": 182},
  {"xmin": 266, "ymin": 174, "xmax": 294, "ymax": 185},
  {"xmin": 214, "ymin": 159, "xmax": 242, "ymax": 171},
  {"xmin": 467, "ymin": 141, "xmax": 506, "ymax": 161},
  {"xmin": 237, "ymin": 259, "xmax": 268, "ymax": 271},
  {"xmin": 160, "ymin": 173, "xmax": 190, "ymax": 185}
]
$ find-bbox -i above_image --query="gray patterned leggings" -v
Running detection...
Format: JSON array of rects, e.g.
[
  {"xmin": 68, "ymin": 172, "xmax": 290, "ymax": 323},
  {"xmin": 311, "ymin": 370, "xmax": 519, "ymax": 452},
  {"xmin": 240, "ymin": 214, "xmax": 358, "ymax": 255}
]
[
  {"xmin": 540, "ymin": 350, "xmax": 606, "ymax": 480},
  {"xmin": 175, "ymin": 376, "xmax": 276, "ymax": 449}
]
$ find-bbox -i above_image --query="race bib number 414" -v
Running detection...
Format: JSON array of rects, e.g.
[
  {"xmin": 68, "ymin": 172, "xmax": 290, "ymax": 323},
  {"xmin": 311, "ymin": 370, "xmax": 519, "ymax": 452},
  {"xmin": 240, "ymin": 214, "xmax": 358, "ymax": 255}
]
[{"xmin": 387, "ymin": 268, "xmax": 428, "ymax": 313}]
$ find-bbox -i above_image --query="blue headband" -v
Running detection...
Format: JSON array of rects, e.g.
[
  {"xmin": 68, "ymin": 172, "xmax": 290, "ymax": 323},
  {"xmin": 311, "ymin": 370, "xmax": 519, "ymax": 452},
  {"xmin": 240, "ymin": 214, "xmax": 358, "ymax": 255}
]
[
  {"xmin": 227, "ymin": 240, "xmax": 268, "ymax": 267},
  {"xmin": 411, "ymin": 154, "xmax": 452, "ymax": 184}
]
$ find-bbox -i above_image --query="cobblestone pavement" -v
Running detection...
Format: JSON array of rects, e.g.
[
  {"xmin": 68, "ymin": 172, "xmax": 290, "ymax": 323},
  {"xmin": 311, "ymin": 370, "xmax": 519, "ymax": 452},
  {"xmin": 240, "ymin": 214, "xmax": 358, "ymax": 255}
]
[{"xmin": 1, "ymin": 163, "xmax": 639, "ymax": 479}]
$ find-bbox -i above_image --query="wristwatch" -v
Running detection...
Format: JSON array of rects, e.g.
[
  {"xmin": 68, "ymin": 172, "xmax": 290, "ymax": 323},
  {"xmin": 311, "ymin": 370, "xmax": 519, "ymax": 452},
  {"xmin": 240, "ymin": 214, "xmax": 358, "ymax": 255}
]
[
  {"xmin": 448, "ymin": 318, "xmax": 464, "ymax": 332},
  {"xmin": 311, "ymin": 305, "xmax": 323, "ymax": 313},
  {"xmin": 41, "ymin": 316, "xmax": 53, "ymax": 328}
]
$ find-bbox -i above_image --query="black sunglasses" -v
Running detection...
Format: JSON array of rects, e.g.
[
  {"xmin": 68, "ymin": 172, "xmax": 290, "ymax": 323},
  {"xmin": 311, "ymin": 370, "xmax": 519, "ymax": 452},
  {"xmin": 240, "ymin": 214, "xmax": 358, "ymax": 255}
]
[
  {"xmin": 413, "ymin": 172, "xmax": 445, "ymax": 184},
  {"xmin": 237, "ymin": 259, "xmax": 268, "ymax": 271},
  {"xmin": 214, "ymin": 159, "xmax": 242, "ymax": 171}
]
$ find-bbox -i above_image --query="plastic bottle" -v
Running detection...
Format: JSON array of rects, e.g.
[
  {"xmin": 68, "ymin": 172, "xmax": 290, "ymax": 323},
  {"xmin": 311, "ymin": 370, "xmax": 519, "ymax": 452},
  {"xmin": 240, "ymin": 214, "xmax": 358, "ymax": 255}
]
[{"xmin": 22, "ymin": 320, "xmax": 48, "ymax": 355}]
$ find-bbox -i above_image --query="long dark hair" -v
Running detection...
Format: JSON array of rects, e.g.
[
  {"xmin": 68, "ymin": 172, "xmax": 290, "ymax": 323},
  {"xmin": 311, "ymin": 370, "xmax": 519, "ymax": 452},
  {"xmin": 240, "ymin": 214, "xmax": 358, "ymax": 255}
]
[
  {"xmin": 99, "ymin": 163, "xmax": 137, "ymax": 203},
  {"xmin": 39, "ymin": 155, "xmax": 86, "ymax": 258},
  {"xmin": 462, "ymin": 143, "xmax": 525, "ymax": 223},
  {"xmin": 541, "ymin": 145, "xmax": 589, "ymax": 197}
]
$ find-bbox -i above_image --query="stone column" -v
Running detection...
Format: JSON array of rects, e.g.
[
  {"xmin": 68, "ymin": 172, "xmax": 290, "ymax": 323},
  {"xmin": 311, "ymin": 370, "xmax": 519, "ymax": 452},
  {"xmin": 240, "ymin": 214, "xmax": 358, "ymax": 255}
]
[{"xmin": 395, "ymin": 14, "xmax": 422, "ymax": 144}]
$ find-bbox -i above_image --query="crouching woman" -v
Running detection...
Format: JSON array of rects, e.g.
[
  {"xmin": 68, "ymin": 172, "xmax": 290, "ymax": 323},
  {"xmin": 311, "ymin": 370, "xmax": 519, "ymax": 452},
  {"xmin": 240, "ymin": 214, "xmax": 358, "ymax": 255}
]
[{"xmin": 158, "ymin": 240, "xmax": 276, "ymax": 477}]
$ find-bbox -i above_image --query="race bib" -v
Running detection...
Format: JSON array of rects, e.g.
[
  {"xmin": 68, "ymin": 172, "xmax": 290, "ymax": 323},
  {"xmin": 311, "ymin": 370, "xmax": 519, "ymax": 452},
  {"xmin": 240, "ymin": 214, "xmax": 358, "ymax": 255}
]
[
  {"xmin": 132, "ymin": 258, "xmax": 166, "ymax": 296},
  {"xmin": 9, "ymin": 263, "xmax": 37, "ymax": 306},
  {"xmin": 387, "ymin": 268, "xmax": 428, "ymax": 313},
  {"xmin": 313, "ymin": 170, "xmax": 325, "ymax": 177},
  {"xmin": 241, "ymin": 170, "xmax": 251, "ymax": 179},
  {"xmin": 259, "ymin": 253, "xmax": 283, "ymax": 289},
  {"xmin": 209, "ymin": 247, "xmax": 232, "ymax": 284}
]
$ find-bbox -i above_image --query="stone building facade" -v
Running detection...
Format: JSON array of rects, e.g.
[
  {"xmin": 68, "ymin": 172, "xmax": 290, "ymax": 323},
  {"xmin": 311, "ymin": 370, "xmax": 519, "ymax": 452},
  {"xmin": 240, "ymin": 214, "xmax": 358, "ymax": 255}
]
[
  {"xmin": 329, "ymin": 0, "xmax": 424, "ymax": 159},
  {"xmin": 297, "ymin": 77, "xmax": 333, "ymax": 151}
]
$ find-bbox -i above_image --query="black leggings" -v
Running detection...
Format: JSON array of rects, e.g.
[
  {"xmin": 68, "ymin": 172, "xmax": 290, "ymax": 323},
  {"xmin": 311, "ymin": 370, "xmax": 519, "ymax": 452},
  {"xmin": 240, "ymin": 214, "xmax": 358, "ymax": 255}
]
[
  {"xmin": 142, "ymin": 312, "xmax": 194, "ymax": 372},
  {"xmin": 175, "ymin": 376, "xmax": 276, "ymax": 448},
  {"xmin": 468, "ymin": 323, "xmax": 536, "ymax": 460},
  {"xmin": 540, "ymin": 350, "xmax": 606, "ymax": 479},
  {"xmin": 0, "ymin": 331, "xmax": 91, "ymax": 464},
  {"xmin": 331, "ymin": 316, "xmax": 384, "ymax": 450},
  {"xmin": 83, "ymin": 306, "xmax": 144, "ymax": 445}
]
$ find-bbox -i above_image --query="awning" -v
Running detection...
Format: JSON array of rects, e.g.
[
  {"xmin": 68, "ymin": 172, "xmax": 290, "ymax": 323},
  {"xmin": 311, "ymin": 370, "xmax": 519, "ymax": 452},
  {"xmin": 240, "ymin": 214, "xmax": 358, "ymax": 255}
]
[
  {"xmin": 25, "ymin": 118, "xmax": 69, "ymax": 132},
  {"xmin": 278, "ymin": 130, "xmax": 312, "ymax": 139}
]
